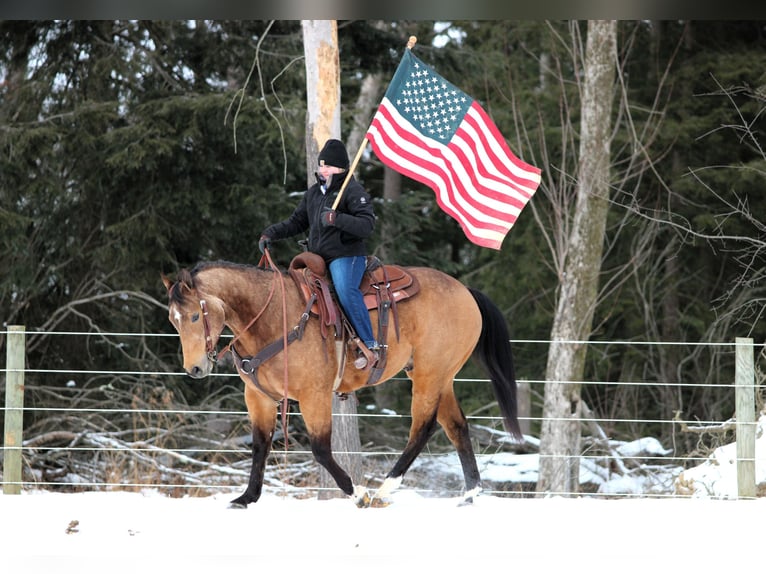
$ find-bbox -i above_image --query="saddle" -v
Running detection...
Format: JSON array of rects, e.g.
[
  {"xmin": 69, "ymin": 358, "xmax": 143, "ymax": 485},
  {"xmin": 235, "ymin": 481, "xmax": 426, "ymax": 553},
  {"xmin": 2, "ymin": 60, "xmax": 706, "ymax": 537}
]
[{"xmin": 288, "ymin": 252, "xmax": 420, "ymax": 385}]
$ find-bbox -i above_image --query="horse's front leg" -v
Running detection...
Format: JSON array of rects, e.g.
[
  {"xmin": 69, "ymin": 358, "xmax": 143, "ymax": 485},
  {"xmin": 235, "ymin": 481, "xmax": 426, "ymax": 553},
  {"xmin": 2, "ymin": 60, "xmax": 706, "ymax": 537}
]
[
  {"xmin": 229, "ymin": 385, "xmax": 278, "ymax": 509},
  {"xmin": 299, "ymin": 391, "xmax": 363, "ymax": 504}
]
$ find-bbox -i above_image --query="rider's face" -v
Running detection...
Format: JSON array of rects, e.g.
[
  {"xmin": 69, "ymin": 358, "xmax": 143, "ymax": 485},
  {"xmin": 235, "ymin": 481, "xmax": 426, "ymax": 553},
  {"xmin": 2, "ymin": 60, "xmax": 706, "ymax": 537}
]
[{"xmin": 318, "ymin": 163, "xmax": 345, "ymax": 178}]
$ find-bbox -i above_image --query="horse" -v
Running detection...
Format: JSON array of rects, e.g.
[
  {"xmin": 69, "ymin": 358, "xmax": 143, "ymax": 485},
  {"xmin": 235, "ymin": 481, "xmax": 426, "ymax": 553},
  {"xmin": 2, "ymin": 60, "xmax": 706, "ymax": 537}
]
[{"xmin": 162, "ymin": 255, "xmax": 521, "ymax": 508}]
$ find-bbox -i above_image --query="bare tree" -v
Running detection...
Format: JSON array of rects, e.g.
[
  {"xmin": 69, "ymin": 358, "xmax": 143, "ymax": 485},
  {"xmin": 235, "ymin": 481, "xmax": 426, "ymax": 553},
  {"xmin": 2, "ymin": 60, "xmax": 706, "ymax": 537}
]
[
  {"xmin": 536, "ymin": 20, "xmax": 618, "ymax": 496},
  {"xmin": 347, "ymin": 71, "xmax": 384, "ymax": 155}
]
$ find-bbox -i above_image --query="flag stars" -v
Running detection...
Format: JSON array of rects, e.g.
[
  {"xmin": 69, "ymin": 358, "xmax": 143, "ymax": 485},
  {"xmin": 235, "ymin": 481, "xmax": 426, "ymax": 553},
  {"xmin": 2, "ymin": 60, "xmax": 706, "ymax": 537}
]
[{"xmin": 390, "ymin": 56, "xmax": 473, "ymax": 141}]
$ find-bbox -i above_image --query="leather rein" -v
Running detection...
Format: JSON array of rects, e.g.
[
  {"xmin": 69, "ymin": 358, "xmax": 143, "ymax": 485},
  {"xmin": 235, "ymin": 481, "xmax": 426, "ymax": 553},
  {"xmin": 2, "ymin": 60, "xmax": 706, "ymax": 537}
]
[{"xmin": 196, "ymin": 249, "xmax": 297, "ymax": 404}]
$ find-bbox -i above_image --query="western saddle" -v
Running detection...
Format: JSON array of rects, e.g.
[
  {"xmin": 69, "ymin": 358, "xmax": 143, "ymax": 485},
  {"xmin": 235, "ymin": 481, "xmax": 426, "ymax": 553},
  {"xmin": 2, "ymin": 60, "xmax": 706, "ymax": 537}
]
[{"xmin": 288, "ymin": 252, "xmax": 420, "ymax": 386}]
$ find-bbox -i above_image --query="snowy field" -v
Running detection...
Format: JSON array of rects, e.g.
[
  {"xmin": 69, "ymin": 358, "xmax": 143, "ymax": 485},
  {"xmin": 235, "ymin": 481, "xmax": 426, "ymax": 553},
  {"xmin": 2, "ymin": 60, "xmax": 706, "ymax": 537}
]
[
  {"xmin": 3, "ymin": 416, "xmax": 764, "ymax": 573},
  {"xmin": 1, "ymin": 489, "xmax": 763, "ymax": 572}
]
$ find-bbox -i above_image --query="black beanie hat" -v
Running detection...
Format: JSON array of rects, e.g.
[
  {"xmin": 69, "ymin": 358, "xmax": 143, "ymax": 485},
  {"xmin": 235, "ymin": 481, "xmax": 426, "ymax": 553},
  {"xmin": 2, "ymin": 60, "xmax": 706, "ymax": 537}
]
[{"xmin": 317, "ymin": 139, "xmax": 349, "ymax": 169}]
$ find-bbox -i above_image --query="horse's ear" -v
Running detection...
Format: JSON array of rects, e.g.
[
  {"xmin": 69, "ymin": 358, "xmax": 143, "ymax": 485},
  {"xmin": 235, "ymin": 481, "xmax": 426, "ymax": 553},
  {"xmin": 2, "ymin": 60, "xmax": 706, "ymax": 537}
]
[
  {"xmin": 161, "ymin": 274, "xmax": 174, "ymax": 292},
  {"xmin": 177, "ymin": 268, "xmax": 194, "ymax": 292}
]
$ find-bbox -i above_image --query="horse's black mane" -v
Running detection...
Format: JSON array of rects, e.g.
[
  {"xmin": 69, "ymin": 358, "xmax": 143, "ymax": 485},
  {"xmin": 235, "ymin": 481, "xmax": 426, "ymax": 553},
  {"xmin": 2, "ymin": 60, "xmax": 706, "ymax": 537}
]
[
  {"xmin": 189, "ymin": 259, "xmax": 262, "ymax": 276},
  {"xmin": 168, "ymin": 259, "xmax": 281, "ymax": 305}
]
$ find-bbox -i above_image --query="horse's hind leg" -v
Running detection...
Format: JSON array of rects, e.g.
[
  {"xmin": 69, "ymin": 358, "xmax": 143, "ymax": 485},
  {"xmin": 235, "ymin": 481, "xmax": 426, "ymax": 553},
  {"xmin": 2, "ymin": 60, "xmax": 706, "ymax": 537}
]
[
  {"xmin": 375, "ymin": 384, "xmax": 442, "ymax": 501},
  {"xmin": 376, "ymin": 384, "xmax": 480, "ymax": 504},
  {"xmin": 436, "ymin": 390, "xmax": 482, "ymax": 502}
]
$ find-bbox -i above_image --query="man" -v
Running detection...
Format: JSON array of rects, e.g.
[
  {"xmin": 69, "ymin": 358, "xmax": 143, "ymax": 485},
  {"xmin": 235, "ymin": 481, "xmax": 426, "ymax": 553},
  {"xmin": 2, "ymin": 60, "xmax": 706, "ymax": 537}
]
[{"xmin": 258, "ymin": 139, "xmax": 380, "ymax": 369}]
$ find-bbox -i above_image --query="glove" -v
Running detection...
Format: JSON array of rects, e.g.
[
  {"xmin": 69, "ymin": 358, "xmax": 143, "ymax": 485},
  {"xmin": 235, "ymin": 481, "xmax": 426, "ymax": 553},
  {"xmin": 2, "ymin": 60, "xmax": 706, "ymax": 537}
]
[
  {"xmin": 320, "ymin": 208, "xmax": 337, "ymax": 227},
  {"xmin": 258, "ymin": 235, "xmax": 272, "ymax": 254}
]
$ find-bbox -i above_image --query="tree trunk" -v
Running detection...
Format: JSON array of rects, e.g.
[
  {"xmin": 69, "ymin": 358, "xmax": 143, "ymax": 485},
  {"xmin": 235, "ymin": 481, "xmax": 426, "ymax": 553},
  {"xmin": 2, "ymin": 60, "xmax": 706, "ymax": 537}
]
[
  {"xmin": 536, "ymin": 20, "xmax": 617, "ymax": 496},
  {"xmin": 302, "ymin": 19, "xmax": 363, "ymax": 498},
  {"xmin": 347, "ymin": 71, "xmax": 383, "ymax": 155},
  {"xmin": 302, "ymin": 19, "xmax": 343, "ymax": 180}
]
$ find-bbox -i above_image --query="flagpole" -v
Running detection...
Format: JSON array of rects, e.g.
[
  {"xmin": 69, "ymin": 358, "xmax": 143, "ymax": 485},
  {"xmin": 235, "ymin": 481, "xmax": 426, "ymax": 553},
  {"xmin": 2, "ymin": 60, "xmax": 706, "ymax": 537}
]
[
  {"xmin": 331, "ymin": 36, "xmax": 418, "ymax": 211},
  {"xmin": 332, "ymin": 137, "xmax": 367, "ymax": 210}
]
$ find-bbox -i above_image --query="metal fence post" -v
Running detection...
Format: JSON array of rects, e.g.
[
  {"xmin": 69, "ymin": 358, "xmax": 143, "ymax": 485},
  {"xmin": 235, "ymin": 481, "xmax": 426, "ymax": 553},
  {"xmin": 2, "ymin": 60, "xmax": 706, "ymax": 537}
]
[
  {"xmin": 735, "ymin": 337, "xmax": 756, "ymax": 499},
  {"xmin": 3, "ymin": 325, "xmax": 25, "ymax": 495}
]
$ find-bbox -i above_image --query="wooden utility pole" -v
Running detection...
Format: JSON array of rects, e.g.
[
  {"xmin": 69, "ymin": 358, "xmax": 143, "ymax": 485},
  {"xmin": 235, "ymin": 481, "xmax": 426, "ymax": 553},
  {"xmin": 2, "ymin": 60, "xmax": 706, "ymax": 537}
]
[{"xmin": 302, "ymin": 20, "xmax": 363, "ymax": 498}]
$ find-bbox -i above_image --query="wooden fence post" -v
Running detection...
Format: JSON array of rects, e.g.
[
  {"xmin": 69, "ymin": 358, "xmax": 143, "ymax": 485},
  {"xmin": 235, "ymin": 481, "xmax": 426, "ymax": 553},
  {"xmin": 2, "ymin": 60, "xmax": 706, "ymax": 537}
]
[
  {"xmin": 3, "ymin": 325, "xmax": 25, "ymax": 495},
  {"xmin": 735, "ymin": 337, "xmax": 756, "ymax": 500}
]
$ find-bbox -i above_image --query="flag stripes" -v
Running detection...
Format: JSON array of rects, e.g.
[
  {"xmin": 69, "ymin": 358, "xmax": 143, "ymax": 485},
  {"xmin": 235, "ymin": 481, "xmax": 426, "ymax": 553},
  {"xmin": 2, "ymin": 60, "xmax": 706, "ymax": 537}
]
[{"xmin": 366, "ymin": 50, "xmax": 541, "ymax": 250}]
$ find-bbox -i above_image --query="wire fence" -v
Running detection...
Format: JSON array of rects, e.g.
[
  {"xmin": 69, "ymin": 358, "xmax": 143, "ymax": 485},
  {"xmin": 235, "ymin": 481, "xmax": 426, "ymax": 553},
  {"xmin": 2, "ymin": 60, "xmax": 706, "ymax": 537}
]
[{"xmin": 2, "ymin": 329, "xmax": 763, "ymax": 500}]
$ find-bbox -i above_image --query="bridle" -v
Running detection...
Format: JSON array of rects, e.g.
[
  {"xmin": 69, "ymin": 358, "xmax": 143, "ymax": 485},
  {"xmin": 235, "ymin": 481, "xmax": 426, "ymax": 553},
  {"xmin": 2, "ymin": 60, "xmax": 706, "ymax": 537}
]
[
  {"xmin": 181, "ymin": 249, "xmax": 300, "ymax": 451},
  {"xmin": 196, "ymin": 257, "xmax": 280, "ymax": 365},
  {"xmin": 198, "ymin": 298, "xmax": 218, "ymax": 364}
]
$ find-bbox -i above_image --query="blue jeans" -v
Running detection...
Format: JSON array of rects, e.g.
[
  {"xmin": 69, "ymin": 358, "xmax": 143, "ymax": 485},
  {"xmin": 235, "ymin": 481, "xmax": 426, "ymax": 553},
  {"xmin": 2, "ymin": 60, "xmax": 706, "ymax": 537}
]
[{"xmin": 329, "ymin": 256, "xmax": 376, "ymax": 348}]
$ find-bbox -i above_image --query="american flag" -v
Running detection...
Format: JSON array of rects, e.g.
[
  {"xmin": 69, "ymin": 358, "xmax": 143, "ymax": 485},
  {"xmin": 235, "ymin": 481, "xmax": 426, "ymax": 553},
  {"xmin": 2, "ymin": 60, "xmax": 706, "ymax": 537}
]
[{"xmin": 366, "ymin": 49, "xmax": 541, "ymax": 250}]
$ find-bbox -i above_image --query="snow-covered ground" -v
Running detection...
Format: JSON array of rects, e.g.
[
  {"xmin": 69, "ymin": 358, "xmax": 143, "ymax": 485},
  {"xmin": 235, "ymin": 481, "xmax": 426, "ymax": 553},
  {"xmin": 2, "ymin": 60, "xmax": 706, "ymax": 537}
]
[
  {"xmin": 675, "ymin": 415, "xmax": 766, "ymax": 497},
  {"xmin": 2, "ymin": 416, "xmax": 764, "ymax": 572},
  {"xmin": 411, "ymin": 431, "xmax": 682, "ymax": 496},
  {"xmin": 2, "ymin": 489, "xmax": 763, "ymax": 572}
]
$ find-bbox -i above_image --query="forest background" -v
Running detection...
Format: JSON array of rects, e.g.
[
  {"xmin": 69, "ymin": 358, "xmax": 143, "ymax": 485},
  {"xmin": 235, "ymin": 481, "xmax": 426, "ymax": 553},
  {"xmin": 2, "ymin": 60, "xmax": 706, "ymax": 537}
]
[{"xmin": 1, "ymin": 20, "xmax": 765, "ymax": 491}]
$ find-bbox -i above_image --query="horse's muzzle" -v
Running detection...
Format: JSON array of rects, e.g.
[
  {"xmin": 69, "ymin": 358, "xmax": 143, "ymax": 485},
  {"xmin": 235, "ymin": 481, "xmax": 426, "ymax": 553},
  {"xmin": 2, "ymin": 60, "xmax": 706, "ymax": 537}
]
[{"xmin": 186, "ymin": 358, "xmax": 214, "ymax": 379}]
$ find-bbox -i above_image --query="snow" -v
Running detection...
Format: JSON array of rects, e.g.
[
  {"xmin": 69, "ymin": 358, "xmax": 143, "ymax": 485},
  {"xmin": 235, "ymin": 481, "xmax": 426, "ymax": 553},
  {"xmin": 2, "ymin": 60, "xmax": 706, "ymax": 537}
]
[
  {"xmin": 676, "ymin": 415, "xmax": 766, "ymax": 498},
  {"xmin": 1, "ymin": 489, "xmax": 763, "ymax": 572},
  {"xmin": 2, "ymin": 416, "xmax": 765, "ymax": 572}
]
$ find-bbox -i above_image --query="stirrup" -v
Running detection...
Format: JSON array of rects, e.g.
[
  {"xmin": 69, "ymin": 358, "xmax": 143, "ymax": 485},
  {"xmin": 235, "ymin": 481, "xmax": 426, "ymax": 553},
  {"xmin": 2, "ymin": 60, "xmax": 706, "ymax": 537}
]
[{"xmin": 354, "ymin": 341, "xmax": 379, "ymax": 371}]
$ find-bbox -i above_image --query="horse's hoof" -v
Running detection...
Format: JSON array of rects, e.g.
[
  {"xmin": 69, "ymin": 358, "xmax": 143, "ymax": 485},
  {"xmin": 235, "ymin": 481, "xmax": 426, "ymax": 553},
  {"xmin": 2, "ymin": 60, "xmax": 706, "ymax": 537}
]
[
  {"xmin": 374, "ymin": 475, "xmax": 402, "ymax": 501},
  {"xmin": 370, "ymin": 496, "xmax": 393, "ymax": 508},
  {"xmin": 352, "ymin": 485, "xmax": 371, "ymax": 508},
  {"xmin": 458, "ymin": 486, "xmax": 482, "ymax": 506},
  {"xmin": 228, "ymin": 494, "xmax": 252, "ymax": 509}
]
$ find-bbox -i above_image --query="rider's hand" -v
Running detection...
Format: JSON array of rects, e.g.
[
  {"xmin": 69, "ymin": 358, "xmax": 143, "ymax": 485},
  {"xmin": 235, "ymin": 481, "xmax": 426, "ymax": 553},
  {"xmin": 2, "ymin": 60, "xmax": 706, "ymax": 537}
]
[
  {"xmin": 258, "ymin": 235, "xmax": 272, "ymax": 254},
  {"xmin": 320, "ymin": 208, "xmax": 337, "ymax": 227}
]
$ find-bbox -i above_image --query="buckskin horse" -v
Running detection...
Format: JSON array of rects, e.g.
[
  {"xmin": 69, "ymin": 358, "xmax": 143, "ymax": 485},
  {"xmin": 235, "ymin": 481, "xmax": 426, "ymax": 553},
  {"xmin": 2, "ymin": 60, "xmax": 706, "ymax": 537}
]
[{"xmin": 162, "ymin": 252, "xmax": 521, "ymax": 508}]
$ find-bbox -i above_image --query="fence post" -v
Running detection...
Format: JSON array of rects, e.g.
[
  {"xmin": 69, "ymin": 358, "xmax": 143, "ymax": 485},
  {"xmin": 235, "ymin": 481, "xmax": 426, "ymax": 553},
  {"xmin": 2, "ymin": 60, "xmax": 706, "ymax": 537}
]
[
  {"xmin": 735, "ymin": 337, "xmax": 756, "ymax": 500},
  {"xmin": 3, "ymin": 325, "xmax": 25, "ymax": 495}
]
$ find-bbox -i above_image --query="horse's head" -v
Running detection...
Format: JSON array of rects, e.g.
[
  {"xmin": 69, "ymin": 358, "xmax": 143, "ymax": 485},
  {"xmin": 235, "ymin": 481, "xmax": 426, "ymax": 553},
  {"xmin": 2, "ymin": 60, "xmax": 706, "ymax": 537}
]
[{"xmin": 162, "ymin": 269, "xmax": 225, "ymax": 379}]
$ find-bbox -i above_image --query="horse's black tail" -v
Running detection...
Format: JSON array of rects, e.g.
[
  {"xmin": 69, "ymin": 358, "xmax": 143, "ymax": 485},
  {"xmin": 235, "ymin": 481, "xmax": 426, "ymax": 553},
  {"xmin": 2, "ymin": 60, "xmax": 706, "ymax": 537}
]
[{"xmin": 469, "ymin": 288, "xmax": 523, "ymax": 441}]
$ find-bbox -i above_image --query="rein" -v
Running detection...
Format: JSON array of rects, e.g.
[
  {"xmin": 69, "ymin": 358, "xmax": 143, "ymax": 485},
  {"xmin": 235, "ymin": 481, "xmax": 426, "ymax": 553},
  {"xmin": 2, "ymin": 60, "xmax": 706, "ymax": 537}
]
[
  {"xmin": 213, "ymin": 249, "xmax": 293, "ymax": 448},
  {"xmin": 197, "ymin": 265, "xmax": 278, "ymax": 364},
  {"xmin": 196, "ymin": 250, "xmax": 289, "ymax": 384},
  {"xmin": 268, "ymin": 248, "xmax": 291, "ymax": 446},
  {"xmin": 214, "ymin": 261, "xmax": 279, "ymax": 362}
]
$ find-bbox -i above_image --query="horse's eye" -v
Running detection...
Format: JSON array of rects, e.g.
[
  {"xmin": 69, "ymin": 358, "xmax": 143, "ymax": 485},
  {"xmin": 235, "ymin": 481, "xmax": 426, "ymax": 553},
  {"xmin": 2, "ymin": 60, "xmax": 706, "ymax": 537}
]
[{"xmin": 191, "ymin": 313, "xmax": 200, "ymax": 323}]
